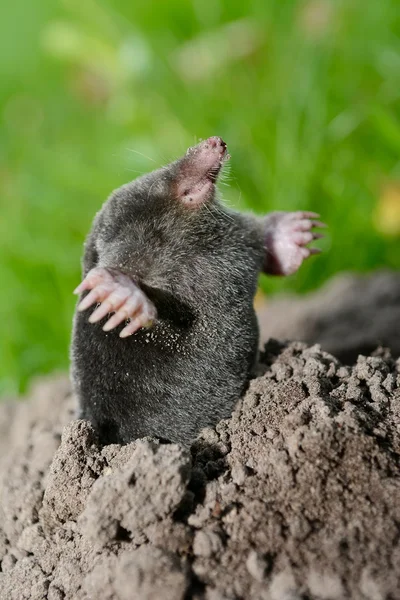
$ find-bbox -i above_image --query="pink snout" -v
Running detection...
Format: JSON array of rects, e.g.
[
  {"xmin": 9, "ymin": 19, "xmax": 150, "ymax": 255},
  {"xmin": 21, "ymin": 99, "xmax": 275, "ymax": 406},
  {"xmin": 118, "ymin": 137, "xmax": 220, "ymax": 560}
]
[{"xmin": 185, "ymin": 136, "xmax": 228, "ymax": 172}]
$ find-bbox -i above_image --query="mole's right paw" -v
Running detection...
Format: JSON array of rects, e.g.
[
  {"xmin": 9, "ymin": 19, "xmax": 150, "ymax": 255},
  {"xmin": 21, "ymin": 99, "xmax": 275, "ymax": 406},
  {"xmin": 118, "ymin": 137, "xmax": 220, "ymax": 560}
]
[{"xmin": 74, "ymin": 267, "xmax": 157, "ymax": 338}]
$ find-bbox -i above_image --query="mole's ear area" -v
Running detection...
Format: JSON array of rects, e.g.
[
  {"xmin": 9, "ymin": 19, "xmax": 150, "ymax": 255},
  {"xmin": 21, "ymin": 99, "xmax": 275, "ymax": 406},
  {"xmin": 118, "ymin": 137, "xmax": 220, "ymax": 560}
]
[{"xmin": 132, "ymin": 167, "xmax": 173, "ymax": 204}]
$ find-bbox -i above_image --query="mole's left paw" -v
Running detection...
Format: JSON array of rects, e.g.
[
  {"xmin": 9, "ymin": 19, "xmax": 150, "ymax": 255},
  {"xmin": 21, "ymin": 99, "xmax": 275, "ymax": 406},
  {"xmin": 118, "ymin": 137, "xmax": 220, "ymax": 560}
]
[
  {"xmin": 74, "ymin": 267, "xmax": 157, "ymax": 338},
  {"xmin": 263, "ymin": 211, "xmax": 326, "ymax": 276}
]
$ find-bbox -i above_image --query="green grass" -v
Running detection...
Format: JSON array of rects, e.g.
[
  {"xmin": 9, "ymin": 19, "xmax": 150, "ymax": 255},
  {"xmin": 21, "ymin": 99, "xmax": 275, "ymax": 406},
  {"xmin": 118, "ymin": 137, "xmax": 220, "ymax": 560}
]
[{"xmin": 1, "ymin": 0, "xmax": 399, "ymax": 395}]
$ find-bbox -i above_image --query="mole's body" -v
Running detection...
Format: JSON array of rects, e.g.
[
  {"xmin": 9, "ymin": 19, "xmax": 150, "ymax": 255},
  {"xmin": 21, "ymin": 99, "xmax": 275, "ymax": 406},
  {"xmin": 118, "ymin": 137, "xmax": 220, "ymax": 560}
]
[{"xmin": 71, "ymin": 137, "xmax": 324, "ymax": 445}]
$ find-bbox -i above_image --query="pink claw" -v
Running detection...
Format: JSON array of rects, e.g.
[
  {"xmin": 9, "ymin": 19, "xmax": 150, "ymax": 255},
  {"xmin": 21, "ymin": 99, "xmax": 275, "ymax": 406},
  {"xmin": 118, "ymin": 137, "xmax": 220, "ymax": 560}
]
[
  {"xmin": 74, "ymin": 267, "xmax": 157, "ymax": 336},
  {"xmin": 263, "ymin": 211, "xmax": 326, "ymax": 276}
]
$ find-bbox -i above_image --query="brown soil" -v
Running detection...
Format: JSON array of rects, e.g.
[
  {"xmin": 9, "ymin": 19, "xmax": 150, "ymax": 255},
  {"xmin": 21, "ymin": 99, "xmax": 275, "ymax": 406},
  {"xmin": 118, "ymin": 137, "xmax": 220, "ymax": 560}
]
[{"xmin": 257, "ymin": 270, "xmax": 400, "ymax": 364}]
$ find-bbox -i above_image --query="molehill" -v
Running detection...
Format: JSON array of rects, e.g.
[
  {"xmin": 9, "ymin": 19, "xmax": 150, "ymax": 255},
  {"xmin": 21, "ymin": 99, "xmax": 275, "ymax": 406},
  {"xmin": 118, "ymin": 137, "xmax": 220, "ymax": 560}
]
[{"xmin": 1, "ymin": 335, "xmax": 400, "ymax": 599}]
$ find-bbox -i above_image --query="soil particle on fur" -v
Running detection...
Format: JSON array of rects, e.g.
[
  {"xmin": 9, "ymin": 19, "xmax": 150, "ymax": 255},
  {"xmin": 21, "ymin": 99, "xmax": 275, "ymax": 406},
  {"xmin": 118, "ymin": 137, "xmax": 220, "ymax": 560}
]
[{"xmin": 1, "ymin": 339, "xmax": 400, "ymax": 599}]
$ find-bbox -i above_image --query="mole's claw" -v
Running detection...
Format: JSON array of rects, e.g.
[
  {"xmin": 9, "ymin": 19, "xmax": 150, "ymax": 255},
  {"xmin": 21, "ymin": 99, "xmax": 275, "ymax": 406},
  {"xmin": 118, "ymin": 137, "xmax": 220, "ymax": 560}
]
[
  {"xmin": 89, "ymin": 301, "xmax": 112, "ymax": 323},
  {"xmin": 263, "ymin": 210, "xmax": 324, "ymax": 276},
  {"xmin": 76, "ymin": 266, "xmax": 157, "ymax": 335},
  {"xmin": 78, "ymin": 289, "xmax": 100, "ymax": 311},
  {"xmin": 310, "ymin": 220, "xmax": 327, "ymax": 229},
  {"xmin": 103, "ymin": 313, "xmax": 125, "ymax": 331},
  {"xmin": 101, "ymin": 289, "xmax": 156, "ymax": 334},
  {"xmin": 74, "ymin": 281, "xmax": 88, "ymax": 294},
  {"xmin": 302, "ymin": 247, "xmax": 322, "ymax": 258},
  {"xmin": 294, "ymin": 231, "xmax": 324, "ymax": 247},
  {"xmin": 102, "ymin": 306, "xmax": 134, "ymax": 331},
  {"xmin": 293, "ymin": 231, "xmax": 313, "ymax": 245},
  {"xmin": 294, "ymin": 211, "xmax": 320, "ymax": 220},
  {"xmin": 119, "ymin": 315, "xmax": 154, "ymax": 338},
  {"xmin": 89, "ymin": 289, "xmax": 131, "ymax": 323}
]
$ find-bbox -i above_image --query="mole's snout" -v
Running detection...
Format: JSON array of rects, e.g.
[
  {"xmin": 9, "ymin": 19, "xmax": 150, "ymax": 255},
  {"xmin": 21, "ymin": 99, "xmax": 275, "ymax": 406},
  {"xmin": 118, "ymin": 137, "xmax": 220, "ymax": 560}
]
[
  {"xmin": 199, "ymin": 137, "xmax": 228, "ymax": 162},
  {"xmin": 177, "ymin": 136, "xmax": 229, "ymax": 206},
  {"xmin": 188, "ymin": 136, "xmax": 228, "ymax": 169},
  {"xmin": 206, "ymin": 136, "xmax": 227, "ymax": 152},
  {"xmin": 186, "ymin": 136, "xmax": 228, "ymax": 160}
]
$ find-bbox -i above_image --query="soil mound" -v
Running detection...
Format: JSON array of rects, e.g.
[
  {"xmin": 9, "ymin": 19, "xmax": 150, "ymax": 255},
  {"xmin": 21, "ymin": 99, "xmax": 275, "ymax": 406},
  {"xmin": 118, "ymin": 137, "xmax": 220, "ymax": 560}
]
[
  {"xmin": 1, "ymin": 340, "xmax": 400, "ymax": 599},
  {"xmin": 258, "ymin": 270, "xmax": 400, "ymax": 363}
]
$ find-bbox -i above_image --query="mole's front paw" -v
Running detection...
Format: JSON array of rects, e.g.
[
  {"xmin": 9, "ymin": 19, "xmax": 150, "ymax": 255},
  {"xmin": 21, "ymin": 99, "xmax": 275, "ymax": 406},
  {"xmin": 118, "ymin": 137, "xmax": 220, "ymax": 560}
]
[
  {"xmin": 264, "ymin": 211, "xmax": 326, "ymax": 276},
  {"xmin": 74, "ymin": 267, "xmax": 157, "ymax": 338}
]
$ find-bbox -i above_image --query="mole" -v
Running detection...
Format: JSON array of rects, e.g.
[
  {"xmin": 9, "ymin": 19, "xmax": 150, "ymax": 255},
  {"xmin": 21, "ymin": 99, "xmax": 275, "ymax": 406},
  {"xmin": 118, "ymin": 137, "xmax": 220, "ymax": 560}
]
[{"xmin": 70, "ymin": 137, "xmax": 325, "ymax": 445}]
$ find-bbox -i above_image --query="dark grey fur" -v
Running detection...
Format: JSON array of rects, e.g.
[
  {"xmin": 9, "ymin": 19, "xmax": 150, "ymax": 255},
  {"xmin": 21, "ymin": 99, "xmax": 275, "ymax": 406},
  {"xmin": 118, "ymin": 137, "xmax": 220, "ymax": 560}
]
[{"xmin": 71, "ymin": 153, "xmax": 267, "ymax": 445}]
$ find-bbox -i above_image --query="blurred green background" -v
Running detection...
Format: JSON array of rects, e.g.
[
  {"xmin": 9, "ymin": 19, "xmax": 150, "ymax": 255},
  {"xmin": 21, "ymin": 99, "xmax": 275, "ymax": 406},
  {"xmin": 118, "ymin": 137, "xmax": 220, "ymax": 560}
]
[{"xmin": 1, "ymin": 0, "xmax": 399, "ymax": 395}]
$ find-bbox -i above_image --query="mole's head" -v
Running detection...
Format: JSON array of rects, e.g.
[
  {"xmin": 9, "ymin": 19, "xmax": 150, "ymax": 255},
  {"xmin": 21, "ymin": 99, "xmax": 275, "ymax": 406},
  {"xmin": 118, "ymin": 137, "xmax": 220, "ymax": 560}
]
[
  {"xmin": 129, "ymin": 137, "xmax": 229, "ymax": 213},
  {"xmin": 171, "ymin": 136, "xmax": 229, "ymax": 207}
]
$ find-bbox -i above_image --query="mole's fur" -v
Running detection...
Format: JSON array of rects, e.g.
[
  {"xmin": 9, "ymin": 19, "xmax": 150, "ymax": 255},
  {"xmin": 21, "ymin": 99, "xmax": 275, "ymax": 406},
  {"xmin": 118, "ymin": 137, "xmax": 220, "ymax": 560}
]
[{"xmin": 71, "ymin": 137, "xmax": 324, "ymax": 445}]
